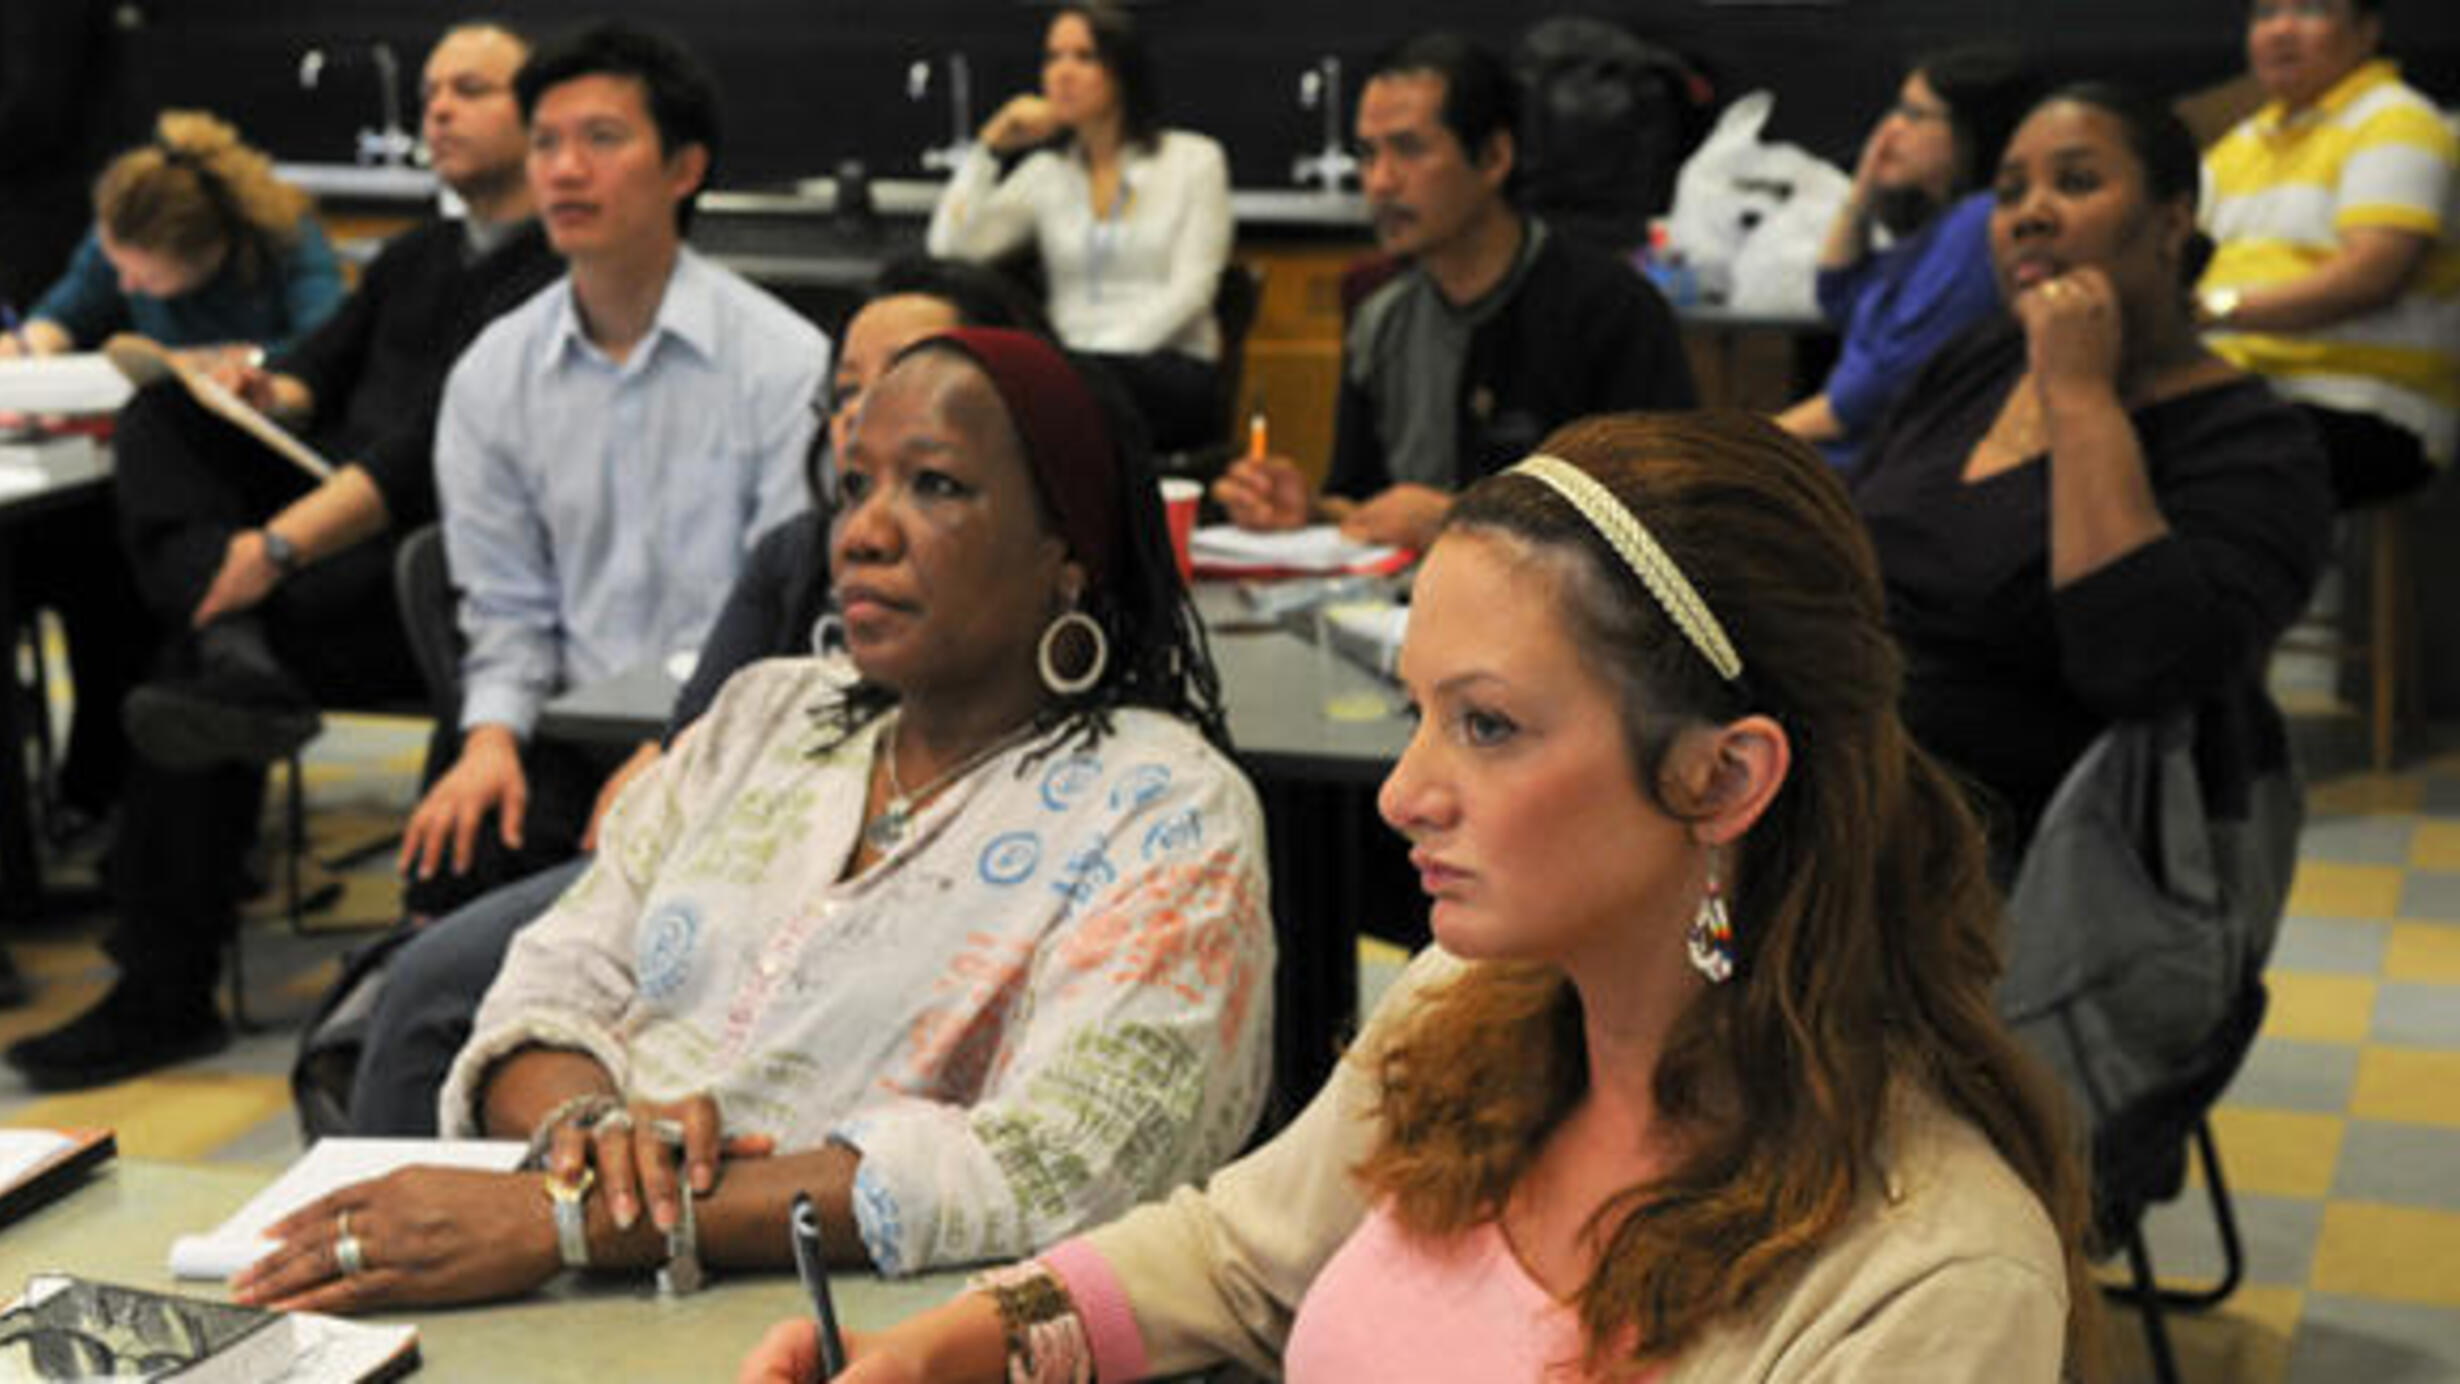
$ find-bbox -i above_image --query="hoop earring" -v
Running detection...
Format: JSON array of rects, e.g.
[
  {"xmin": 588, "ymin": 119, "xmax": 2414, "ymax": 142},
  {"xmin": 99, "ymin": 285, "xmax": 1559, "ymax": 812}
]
[
  {"xmin": 1038, "ymin": 609, "xmax": 1108, "ymax": 696},
  {"xmin": 1686, "ymin": 869, "xmax": 1736, "ymax": 985},
  {"xmin": 810, "ymin": 612, "xmax": 847, "ymax": 656}
]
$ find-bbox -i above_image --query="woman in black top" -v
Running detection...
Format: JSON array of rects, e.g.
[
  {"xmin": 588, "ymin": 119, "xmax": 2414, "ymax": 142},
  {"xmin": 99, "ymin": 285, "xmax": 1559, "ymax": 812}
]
[{"xmin": 1852, "ymin": 84, "xmax": 2330, "ymax": 867}]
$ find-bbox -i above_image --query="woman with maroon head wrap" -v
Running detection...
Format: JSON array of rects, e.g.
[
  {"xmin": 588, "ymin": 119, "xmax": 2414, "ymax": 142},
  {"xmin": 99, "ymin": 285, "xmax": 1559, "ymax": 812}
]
[{"xmin": 231, "ymin": 330, "xmax": 1271, "ymax": 1313}]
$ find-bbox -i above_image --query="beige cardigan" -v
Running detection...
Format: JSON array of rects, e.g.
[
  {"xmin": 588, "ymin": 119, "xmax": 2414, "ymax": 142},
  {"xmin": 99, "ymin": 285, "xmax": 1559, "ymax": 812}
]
[{"xmin": 1071, "ymin": 948, "xmax": 2073, "ymax": 1380}]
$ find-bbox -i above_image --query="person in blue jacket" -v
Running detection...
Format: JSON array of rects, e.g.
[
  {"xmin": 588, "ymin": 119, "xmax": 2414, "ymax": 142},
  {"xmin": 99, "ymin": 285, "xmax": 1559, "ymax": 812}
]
[{"xmin": 1776, "ymin": 48, "xmax": 2038, "ymax": 471}]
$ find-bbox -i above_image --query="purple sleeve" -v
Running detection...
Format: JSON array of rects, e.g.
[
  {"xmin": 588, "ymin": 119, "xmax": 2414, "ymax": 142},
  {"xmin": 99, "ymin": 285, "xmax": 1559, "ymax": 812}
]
[{"xmin": 1823, "ymin": 194, "xmax": 2004, "ymax": 435}]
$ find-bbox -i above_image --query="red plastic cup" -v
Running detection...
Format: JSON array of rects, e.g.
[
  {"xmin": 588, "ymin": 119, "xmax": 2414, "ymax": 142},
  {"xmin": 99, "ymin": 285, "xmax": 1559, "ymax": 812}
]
[{"xmin": 1161, "ymin": 477, "xmax": 1201, "ymax": 582}]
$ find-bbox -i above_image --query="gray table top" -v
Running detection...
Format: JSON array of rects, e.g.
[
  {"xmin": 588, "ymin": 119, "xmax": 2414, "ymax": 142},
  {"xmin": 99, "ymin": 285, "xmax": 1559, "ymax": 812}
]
[
  {"xmin": 538, "ymin": 582, "xmax": 1412, "ymax": 782},
  {"xmin": 0, "ymin": 1158, "xmax": 962, "ymax": 1383}
]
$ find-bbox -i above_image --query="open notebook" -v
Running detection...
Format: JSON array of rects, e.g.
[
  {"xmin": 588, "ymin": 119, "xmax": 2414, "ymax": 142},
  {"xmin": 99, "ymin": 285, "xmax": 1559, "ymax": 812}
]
[{"xmin": 0, "ymin": 1129, "xmax": 115, "ymax": 1230}]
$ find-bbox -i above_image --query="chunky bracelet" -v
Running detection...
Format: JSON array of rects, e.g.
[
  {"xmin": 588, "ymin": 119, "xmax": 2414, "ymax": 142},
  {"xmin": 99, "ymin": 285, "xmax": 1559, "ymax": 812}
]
[
  {"xmin": 968, "ymin": 1262, "xmax": 1092, "ymax": 1384},
  {"xmin": 651, "ymin": 1119, "xmax": 704, "ymax": 1296},
  {"xmin": 522, "ymin": 1092, "xmax": 622, "ymax": 1170}
]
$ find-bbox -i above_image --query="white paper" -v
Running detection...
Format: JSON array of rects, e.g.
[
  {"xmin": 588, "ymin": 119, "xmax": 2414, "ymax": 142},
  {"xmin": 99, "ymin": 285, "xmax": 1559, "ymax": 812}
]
[
  {"xmin": 0, "ymin": 354, "xmax": 133, "ymax": 413},
  {"xmin": 168, "ymin": 1137, "xmax": 526, "ymax": 1280},
  {"xmin": 0, "ymin": 1131, "xmax": 73, "ymax": 1191},
  {"xmin": 1190, "ymin": 524, "xmax": 1402, "ymax": 573}
]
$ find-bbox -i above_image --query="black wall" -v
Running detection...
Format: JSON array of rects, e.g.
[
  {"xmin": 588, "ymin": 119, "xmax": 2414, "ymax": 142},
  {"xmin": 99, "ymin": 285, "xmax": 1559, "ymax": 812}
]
[{"xmin": 113, "ymin": 1, "xmax": 2460, "ymax": 191}]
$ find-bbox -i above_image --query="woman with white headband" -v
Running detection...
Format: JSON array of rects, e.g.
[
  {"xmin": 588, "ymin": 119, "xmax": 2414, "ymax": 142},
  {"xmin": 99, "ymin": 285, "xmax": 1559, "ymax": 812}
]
[{"xmin": 743, "ymin": 412, "xmax": 2101, "ymax": 1383}]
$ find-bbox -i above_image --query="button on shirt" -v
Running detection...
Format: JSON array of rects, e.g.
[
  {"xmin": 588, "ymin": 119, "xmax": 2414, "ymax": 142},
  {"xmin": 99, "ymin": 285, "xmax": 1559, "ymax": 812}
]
[{"xmin": 436, "ymin": 248, "xmax": 828, "ymax": 736}]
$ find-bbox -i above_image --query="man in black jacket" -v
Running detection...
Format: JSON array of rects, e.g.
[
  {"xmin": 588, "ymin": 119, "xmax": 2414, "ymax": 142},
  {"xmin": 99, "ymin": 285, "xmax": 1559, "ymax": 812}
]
[
  {"xmin": 5, "ymin": 21, "xmax": 562, "ymax": 1090},
  {"xmin": 1214, "ymin": 33, "xmax": 1694, "ymax": 552}
]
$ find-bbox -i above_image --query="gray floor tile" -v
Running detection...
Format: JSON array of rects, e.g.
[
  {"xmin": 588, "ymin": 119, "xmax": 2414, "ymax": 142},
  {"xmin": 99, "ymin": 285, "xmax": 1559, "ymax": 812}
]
[
  {"xmin": 2329, "ymin": 1121, "xmax": 2460, "ymax": 1211},
  {"xmin": 2300, "ymin": 816, "xmax": 2419, "ymax": 866},
  {"xmin": 2417, "ymin": 776, "xmax": 2460, "ymax": 819},
  {"xmin": 2371, "ymin": 983, "xmax": 2460, "ymax": 1047},
  {"xmin": 2396, "ymin": 870, "xmax": 2460, "ymax": 921},
  {"xmin": 2287, "ymin": 1293, "xmax": 2460, "ymax": 1384},
  {"xmin": 2273, "ymin": 916, "xmax": 2393, "ymax": 975},
  {"xmin": 2223, "ymin": 1039, "xmax": 2363, "ymax": 1114},
  {"xmin": 2138, "ymin": 1190, "xmax": 2321, "ymax": 1290}
]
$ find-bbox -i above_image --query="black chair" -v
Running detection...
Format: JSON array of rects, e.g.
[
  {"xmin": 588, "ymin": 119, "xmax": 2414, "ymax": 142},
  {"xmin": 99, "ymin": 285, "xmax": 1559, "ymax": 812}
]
[
  {"xmin": 1999, "ymin": 705, "xmax": 2298, "ymax": 1384},
  {"xmin": 392, "ymin": 523, "xmax": 462, "ymax": 724},
  {"xmin": 1155, "ymin": 262, "xmax": 1269, "ymax": 484}
]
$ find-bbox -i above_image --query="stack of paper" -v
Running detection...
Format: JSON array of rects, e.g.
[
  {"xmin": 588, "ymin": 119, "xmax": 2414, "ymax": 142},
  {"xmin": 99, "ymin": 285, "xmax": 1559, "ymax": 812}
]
[
  {"xmin": 1189, "ymin": 524, "xmax": 1411, "ymax": 579},
  {"xmin": 0, "ymin": 354, "xmax": 133, "ymax": 414}
]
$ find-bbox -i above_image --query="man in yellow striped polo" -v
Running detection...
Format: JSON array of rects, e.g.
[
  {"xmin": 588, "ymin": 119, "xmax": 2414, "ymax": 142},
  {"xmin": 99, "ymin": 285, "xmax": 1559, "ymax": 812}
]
[{"xmin": 2198, "ymin": 0, "xmax": 2457, "ymax": 507}]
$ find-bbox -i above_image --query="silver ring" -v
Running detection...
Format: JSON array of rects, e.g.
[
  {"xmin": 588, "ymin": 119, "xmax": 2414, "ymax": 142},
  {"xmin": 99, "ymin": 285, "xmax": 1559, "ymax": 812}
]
[
  {"xmin": 596, "ymin": 1109, "xmax": 635, "ymax": 1136},
  {"xmin": 335, "ymin": 1230, "xmax": 367, "ymax": 1277}
]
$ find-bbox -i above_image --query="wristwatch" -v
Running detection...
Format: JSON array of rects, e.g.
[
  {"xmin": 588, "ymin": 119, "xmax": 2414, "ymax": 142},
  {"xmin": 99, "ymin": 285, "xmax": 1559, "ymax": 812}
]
[
  {"xmin": 544, "ymin": 1167, "xmax": 596, "ymax": 1270},
  {"xmin": 257, "ymin": 527, "xmax": 302, "ymax": 580},
  {"xmin": 2197, "ymin": 285, "xmax": 2243, "ymax": 329}
]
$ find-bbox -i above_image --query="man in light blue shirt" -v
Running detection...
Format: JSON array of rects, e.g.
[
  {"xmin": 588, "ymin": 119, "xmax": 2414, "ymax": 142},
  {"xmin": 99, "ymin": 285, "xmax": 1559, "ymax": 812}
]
[{"xmin": 398, "ymin": 23, "xmax": 827, "ymax": 914}]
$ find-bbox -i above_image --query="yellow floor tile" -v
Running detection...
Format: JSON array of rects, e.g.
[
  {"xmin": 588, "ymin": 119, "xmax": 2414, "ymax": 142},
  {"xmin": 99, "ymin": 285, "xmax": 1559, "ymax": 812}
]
[
  {"xmin": 2351, "ymin": 1047, "xmax": 2460, "ymax": 1127},
  {"xmin": 1358, "ymin": 936, "xmax": 1410, "ymax": 968},
  {"xmin": 2312, "ymin": 1202, "xmax": 2460, "ymax": 1307},
  {"xmin": 2286, "ymin": 861, "xmax": 2407, "ymax": 919},
  {"xmin": 2260, "ymin": 972, "xmax": 2377, "ymax": 1044},
  {"xmin": 7, "ymin": 1073, "xmax": 292, "ymax": 1160},
  {"xmin": 2307, "ymin": 775, "xmax": 2426, "ymax": 816},
  {"xmin": 2205, "ymin": 1107, "xmax": 2344, "ymax": 1198},
  {"xmin": 2384, "ymin": 923, "xmax": 2460, "ymax": 983},
  {"xmin": 2410, "ymin": 821, "xmax": 2460, "ymax": 870},
  {"xmin": 0, "ymin": 975, "xmax": 108, "ymax": 1047}
]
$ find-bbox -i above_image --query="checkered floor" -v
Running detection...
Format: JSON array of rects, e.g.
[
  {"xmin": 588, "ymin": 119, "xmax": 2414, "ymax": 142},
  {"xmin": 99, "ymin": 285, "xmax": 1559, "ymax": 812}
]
[{"xmin": 6, "ymin": 682, "xmax": 2459, "ymax": 1381}]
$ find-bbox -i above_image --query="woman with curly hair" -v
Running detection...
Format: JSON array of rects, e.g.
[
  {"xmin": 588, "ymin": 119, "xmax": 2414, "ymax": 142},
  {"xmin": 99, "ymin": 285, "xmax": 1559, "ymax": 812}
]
[
  {"xmin": 4, "ymin": 109, "xmax": 342, "ymax": 359},
  {"xmin": 747, "ymin": 412, "xmax": 2100, "ymax": 1382}
]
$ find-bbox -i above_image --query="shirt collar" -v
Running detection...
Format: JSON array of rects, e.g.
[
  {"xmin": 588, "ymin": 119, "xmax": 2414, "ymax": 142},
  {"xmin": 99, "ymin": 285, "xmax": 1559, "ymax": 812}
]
[
  {"xmin": 542, "ymin": 246, "xmax": 722, "ymax": 371},
  {"xmin": 2257, "ymin": 58, "xmax": 2400, "ymax": 134}
]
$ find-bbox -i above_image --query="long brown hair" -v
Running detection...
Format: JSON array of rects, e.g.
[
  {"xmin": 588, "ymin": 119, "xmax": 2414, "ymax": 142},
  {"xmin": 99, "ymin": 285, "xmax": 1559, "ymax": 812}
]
[
  {"xmin": 94, "ymin": 111, "xmax": 309, "ymax": 285},
  {"xmin": 1354, "ymin": 412, "xmax": 2100, "ymax": 1375}
]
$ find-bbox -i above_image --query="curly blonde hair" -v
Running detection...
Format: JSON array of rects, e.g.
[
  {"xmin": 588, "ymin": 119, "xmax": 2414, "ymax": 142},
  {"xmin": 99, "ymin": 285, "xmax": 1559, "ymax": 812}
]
[{"xmin": 94, "ymin": 111, "xmax": 310, "ymax": 283}]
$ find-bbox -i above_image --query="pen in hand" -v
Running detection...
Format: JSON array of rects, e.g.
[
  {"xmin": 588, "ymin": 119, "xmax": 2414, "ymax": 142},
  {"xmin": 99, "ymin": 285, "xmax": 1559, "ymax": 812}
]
[
  {"xmin": 1, "ymin": 303, "xmax": 32, "ymax": 357},
  {"xmin": 1247, "ymin": 405, "xmax": 1268, "ymax": 462},
  {"xmin": 790, "ymin": 1191, "xmax": 847, "ymax": 1380}
]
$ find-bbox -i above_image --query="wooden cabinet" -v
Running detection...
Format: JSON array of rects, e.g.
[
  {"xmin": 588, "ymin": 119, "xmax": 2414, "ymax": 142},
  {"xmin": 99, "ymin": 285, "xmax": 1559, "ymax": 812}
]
[{"xmin": 1237, "ymin": 237, "xmax": 1370, "ymax": 489}]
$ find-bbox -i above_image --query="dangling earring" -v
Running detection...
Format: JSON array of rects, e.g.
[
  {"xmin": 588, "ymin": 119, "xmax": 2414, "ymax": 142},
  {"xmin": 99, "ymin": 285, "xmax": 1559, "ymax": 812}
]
[
  {"xmin": 810, "ymin": 612, "xmax": 847, "ymax": 656},
  {"xmin": 1038, "ymin": 605, "xmax": 1109, "ymax": 696},
  {"xmin": 1687, "ymin": 864, "xmax": 1736, "ymax": 985}
]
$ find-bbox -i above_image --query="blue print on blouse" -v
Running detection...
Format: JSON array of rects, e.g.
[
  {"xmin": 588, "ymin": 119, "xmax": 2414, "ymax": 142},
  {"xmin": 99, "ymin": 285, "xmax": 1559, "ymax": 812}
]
[
  {"xmin": 1109, "ymin": 763, "xmax": 1172, "ymax": 813},
  {"xmin": 850, "ymin": 1159, "xmax": 908, "ymax": 1277},
  {"xmin": 1142, "ymin": 808, "xmax": 1204, "ymax": 861},
  {"xmin": 636, "ymin": 900, "xmax": 702, "ymax": 1001},
  {"xmin": 1051, "ymin": 848, "xmax": 1118, "ymax": 908},
  {"xmin": 980, "ymin": 831, "xmax": 1043, "ymax": 886},
  {"xmin": 1040, "ymin": 754, "xmax": 1103, "ymax": 812}
]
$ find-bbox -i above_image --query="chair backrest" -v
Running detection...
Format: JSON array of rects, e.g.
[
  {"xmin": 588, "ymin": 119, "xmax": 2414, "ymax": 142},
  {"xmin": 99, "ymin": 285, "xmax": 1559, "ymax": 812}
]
[
  {"xmin": 1213, "ymin": 261, "xmax": 1266, "ymax": 434},
  {"xmin": 392, "ymin": 523, "xmax": 462, "ymax": 723},
  {"xmin": 1998, "ymin": 699, "xmax": 2301, "ymax": 1244}
]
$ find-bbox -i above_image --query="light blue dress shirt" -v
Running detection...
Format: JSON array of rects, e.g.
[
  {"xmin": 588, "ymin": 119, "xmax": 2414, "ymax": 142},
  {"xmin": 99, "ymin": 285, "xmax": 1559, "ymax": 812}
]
[{"xmin": 435, "ymin": 247, "xmax": 828, "ymax": 737}]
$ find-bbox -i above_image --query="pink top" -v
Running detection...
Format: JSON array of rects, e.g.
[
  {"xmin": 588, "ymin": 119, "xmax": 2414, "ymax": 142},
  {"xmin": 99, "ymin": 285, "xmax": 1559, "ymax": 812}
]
[{"xmin": 1285, "ymin": 1208, "xmax": 1637, "ymax": 1383}]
